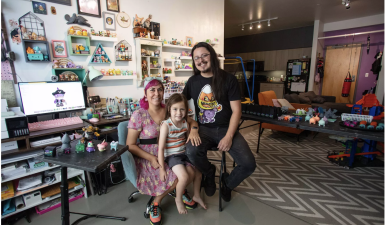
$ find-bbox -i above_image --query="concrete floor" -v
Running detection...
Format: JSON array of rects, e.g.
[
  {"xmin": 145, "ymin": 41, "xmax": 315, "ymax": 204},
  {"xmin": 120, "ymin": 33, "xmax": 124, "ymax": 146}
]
[{"xmin": 16, "ymin": 181, "xmax": 310, "ymax": 225}]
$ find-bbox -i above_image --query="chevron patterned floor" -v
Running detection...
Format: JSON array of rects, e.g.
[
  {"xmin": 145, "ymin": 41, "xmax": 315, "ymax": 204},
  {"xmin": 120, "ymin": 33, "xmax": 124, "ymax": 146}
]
[{"xmin": 208, "ymin": 129, "xmax": 384, "ymax": 225}]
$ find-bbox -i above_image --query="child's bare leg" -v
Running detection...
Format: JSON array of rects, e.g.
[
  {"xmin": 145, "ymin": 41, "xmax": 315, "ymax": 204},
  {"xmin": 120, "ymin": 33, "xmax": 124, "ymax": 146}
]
[
  {"xmin": 172, "ymin": 165, "xmax": 189, "ymax": 214},
  {"xmin": 188, "ymin": 167, "xmax": 207, "ymax": 209}
]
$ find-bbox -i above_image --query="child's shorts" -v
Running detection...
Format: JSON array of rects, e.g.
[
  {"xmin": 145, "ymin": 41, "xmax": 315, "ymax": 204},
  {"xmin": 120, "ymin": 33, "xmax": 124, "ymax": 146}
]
[{"xmin": 165, "ymin": 152, "xmax": 191, "ymax": 169}]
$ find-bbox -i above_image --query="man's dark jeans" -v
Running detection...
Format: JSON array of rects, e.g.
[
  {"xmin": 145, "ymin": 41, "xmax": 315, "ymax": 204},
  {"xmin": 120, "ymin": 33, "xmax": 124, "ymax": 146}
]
[{"xmin": 186, "ymin": 126, "xmax": 256, "ymax": 190}]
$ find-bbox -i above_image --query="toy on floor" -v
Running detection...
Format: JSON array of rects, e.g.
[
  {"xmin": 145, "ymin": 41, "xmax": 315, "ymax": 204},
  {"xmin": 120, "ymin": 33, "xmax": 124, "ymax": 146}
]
[
  {"xmin": 86, "ymin": 141, "xmax": 95, "ymax": 152},
  {"xmin": 97, "ymin": 140, "xmax": 108, "ymax": 152},
  {"xmin": 319, "ymin": 119, "xmax": 325, "ymax": 127},
  {"xmin": 110, "ymin": 141, "xmax": 118, "ymax": 151},
  {"xmin": 75, "ymin": 140, "xmax": 85, "ymax": 153}
]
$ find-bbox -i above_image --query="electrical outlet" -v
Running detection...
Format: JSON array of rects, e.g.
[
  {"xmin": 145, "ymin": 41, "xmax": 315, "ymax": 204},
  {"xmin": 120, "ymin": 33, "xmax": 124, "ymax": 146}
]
[{"xmin": 365, "ymin": 73, "xmax": 369, "ymax": 77}]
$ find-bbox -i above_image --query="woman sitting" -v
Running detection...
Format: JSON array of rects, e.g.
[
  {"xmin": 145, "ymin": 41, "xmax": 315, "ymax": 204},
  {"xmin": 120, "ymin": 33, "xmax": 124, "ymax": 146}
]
[{"xmin": 126, "ymin": 77, "xmax": 201, "ymax": 225}]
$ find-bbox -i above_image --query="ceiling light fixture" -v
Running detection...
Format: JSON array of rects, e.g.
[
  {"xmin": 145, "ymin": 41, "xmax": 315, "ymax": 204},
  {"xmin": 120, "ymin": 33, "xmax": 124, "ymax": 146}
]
[
  {"xmin": 238, "ymin": 17, "xmax": 278, "ymax": 31},
  {"xmin": 343, "ymin": 0, "xmax": 350, "ymax": 9}
]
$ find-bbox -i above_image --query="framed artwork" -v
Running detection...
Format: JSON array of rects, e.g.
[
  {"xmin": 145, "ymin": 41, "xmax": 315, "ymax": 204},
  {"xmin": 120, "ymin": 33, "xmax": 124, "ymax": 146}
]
[
  {"xmin": 103, "ymin": 11, "xmax": 116, "ymax": 31},
  {"xmin": 32, "ymin": 1, "xmax": 47, "ymax": 15},
  {"xmin": 186, "ymin": 36, "xmax": 193, "ymax": 47},
  {"xmin": 77, "ymin": 0, "xmax": 101, "ymax": 18},
  {"xmin": 116, "ymin": 11, "xmax": 130, "ymax": 28},
  {"xmin": 41, "ymin": 0, "xmax": 71, "ymax": 6},
  {"xmin": 52, "ymin": 40, "xmax": 67, "ymax": 57},
  {"xmin": 106, "ymin": 0, "xmax": 119, "ymax": 12}
]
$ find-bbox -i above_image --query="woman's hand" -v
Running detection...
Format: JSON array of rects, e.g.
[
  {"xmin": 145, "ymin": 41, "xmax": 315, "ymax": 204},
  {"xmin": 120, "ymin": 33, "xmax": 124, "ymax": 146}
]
[
  {"xmin": 150, "ymin": 156, "xmax": 162, "ymax": 169},
  {"xmin": 218, "ymin": 135, "xmax": 233, "ymax": 152},
  {"xmin": 159, "ymin": 168, "xmax": 167, "ymax": 182},
  {"xmin": 186, "ymin": 129, "xmax": 201, "ymax": 146}
]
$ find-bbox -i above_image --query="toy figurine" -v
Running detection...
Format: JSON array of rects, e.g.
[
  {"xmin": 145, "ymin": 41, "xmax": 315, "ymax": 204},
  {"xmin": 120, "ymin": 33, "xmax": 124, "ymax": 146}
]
[
  {"xmin": 359, "ymin": 120, "xmax": 367, "ymax": 128},
  {"xmin": 82, "ymin": 125, "xmax": 100, "ymax": 141},
  {"xmin": 324, "ymin": 109, "xmax": 338, "ymax": 119},
  {"xmin": 106, "ymin": 30, "xmax": 110, "ymax": 37},
  {"xmin": 323, "ymin": 116, "xmax": 328, "ymax": 124},
  {"xmin": 75, "ymin": 140, "xmax": 85, "ymax": 153},
  {"xmin": 309, "ymin": 117, "xmax": 317, "ymax": 125},
  {"xmin": 97, "ymin": 140, "xmax": 108, "ymax": 152},
  {"xmin": 143, "ymin": 14, "xmax": 152, "ymax": 29},
  {"xmin": 86, "ymin": 141, "xmax": 95, "ymax": 153},
  {"xmin": 91, "ymin": 28, "xmax": 96, "ymax": 36},
  {"xmin": 307, "ymin": 108, "xmax": 314, "ymax": 116},
  {"xmin": 319, "ymin": 119, "xmax": 325, "ymax": 127},
  {"xmin": 295, "ymin": 108, "xmax": 306, "ymax": 115},
  {"xmin": 61, "ymin": 133, "xmax": 71, "ymax": 153},
  {"xmin": 314, "ymin": 115, "xmax": 320, "ymax": 122},
  {"xmin": 69, "ymin": 26, "xmax": 75, "ymax": 35},
  {"xmin": 116, "ymin": 69, "xmax": 121, "ymax": 75},
  {"xmin": 99, "ymin": 31, "xmax": 103, "ymax": 36},
  {"xmin": 133, "ymin": 14, "xmax": 144, "ymax": 27},
  {"xmin": 376, "ymin": 123, "xmax": 384, "ymax": 130},
  {"xmin": 101, "ymin": 69, "xmax": 106, "ymax": 75},
  {"xmin": 53, "ymin": 60, "xmax": 60, "ymax": 68},
  {"xmin": 82, "ymin": 29, "xmax": 87, "ymax": 36},
  {"xmin": 110, "ymin": 141, "xmax": 118, "ymax": 151},
  {"xmin": 33, "ymin": 46, "xmax": 41, "ymax": 54}
]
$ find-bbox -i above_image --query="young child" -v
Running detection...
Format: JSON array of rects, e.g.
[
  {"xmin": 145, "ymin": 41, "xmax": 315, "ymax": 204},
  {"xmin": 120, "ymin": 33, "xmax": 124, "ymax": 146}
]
[{"xmin": 158, "ymin": 93, "xmax": 207, "ymax": 214}]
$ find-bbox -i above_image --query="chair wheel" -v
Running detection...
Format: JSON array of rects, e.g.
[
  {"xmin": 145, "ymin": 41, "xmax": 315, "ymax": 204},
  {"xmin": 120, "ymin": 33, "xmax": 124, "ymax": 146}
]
[
  {"xmin": 144, "ymin": 212, "xmax": 149, "ymax": 219},
  {"xmin": 128, "ymin": 197, "xmax": 134, "ymax": 203}
]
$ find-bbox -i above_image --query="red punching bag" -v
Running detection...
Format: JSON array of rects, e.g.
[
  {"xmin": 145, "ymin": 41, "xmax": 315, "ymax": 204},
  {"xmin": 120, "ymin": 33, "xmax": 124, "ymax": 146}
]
[{"xmin": 342, "ymin": 72, "xmax": 352, "ymax": 97}]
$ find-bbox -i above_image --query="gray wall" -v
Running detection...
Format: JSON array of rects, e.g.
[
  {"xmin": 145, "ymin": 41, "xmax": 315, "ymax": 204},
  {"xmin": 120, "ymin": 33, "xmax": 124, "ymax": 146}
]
[{"xmin": 224, "ymin": 26, "xmax": 314, "ymax": 54}]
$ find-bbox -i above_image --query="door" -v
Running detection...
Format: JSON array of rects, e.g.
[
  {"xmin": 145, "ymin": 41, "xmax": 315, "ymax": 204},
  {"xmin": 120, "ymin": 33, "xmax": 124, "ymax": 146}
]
[{"xmin": 322, "ymin": 44, "xmax": 361, "ymax": 103}]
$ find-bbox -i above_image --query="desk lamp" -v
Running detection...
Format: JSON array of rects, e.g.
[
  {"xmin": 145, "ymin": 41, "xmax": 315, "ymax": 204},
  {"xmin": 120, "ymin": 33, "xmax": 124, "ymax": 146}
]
[{"xmin": 82, "ymin": 66, "xmax": 104, "ymax": 84}]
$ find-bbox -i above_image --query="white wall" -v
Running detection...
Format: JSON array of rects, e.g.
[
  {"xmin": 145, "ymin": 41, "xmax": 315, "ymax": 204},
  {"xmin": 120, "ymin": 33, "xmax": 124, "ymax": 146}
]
[
  {"xmin": 323, "ymin": 14, "xmax": 384, "ymax": 32},
  {"xmin": 2, "ymin": 0, "xmax": 224, "ymax": 107}
]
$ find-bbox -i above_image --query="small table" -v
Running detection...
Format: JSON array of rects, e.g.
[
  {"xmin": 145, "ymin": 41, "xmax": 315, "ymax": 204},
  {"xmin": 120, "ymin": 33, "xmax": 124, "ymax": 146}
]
[{"xmin": 42, "ymin": 140, "xmax": 128, "ymax": 225}]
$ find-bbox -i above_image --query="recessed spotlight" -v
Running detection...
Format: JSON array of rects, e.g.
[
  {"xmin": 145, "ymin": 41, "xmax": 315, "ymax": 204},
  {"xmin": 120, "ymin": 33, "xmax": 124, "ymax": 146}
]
[
  {"xmin": 242, "ymin": 25, "xmax": 244, "ymax": 31},
  {"xmin": 268, "ymin": 20, "xmax": 271, "ymax": 26},
  {"xmin": 257, "ymin": 22, "xmax": 261, "ymax": 29},
  {"xmin": 250, "ymin": 24, "xmax": 253, "ymax": 30}
]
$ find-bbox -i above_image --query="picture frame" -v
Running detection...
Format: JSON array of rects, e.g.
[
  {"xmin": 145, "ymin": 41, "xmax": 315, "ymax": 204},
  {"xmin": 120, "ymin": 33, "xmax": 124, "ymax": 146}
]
[
  {"xmin": 77, "ymin": 0, "xmax": 101, "ymax": 18},
  {"xmin": 106, "ymin": 0, "xmax": 119, "ymax": 12},
  {"xmin": 103, "ymin": 11, "xmax": 116, "ymax": 31},
  {"xmin": 32, "ymin": 1, "xmax": 47, "ymax": 15},
  {"xmin": 186, "ymin": 36, "xmax": 193, "ymax": 47},
  {"xmin": 116, "ymin": 11, "xmax": 130, "ymax": 28},
  {"xmin": 41, "ymin": 0, "xmax": 71, "ymax": 6},
  {"xmin": 52, "ymin": 40, "xmax": 67, "ymax": 58}
]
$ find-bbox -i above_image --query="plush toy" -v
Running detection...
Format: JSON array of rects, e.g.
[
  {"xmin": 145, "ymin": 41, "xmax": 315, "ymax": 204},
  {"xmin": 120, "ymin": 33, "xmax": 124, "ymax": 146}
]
[{"xmin": 67, "ymin": 61, "xmax": 76, "ymax": 68}]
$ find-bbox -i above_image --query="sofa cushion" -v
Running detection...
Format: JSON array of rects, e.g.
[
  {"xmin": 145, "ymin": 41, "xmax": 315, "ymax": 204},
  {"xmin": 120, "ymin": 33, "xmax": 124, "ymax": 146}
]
[
  {"xmin": 289, "ymin": 94, "xmax": 300, "ymax": 103},
  {"xmin": 277, "ymin": 99, "xmax": 295, "ymax": 110},
  {"xmin": 284, "ymin": 94, "xmax": 292, "ymax": 103},
  {"xmin": 298, "ymin": 95, "xmax": 311, "ymax": 104},
  {"xmin": 272, "ymin": 99, "xmax": 281, "ymax": 107},
  {"xmin": 299, "ymin": 91, "xmax": 317, "ymax": 101},
  {"xmin": 312, "ymin": 96, "xmax": 326, "ymax": 104}
]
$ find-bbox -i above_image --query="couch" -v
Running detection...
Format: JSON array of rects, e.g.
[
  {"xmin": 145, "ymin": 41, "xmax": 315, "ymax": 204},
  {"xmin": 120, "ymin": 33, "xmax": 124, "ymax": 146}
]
[
  {"xmin": 258, "ymin": 90, "xmax": 311, "ymax": 136},
  {"xmin": 284, "ymin": 91, "xmax": 351, "ymax": 114}
]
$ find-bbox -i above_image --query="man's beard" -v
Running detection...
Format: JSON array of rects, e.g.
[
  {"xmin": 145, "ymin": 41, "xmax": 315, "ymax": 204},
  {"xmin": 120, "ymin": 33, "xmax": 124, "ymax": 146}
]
[{"xmin": 198, "ymin": 60, "xmax": 211, "ymax": 73}]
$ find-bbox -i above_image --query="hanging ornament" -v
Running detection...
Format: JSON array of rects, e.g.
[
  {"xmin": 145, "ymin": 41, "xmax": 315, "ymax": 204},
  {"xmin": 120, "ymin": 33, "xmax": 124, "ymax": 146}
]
[{"xmin": 367, "ymin": 35, "xmax": 370, "ymax": 54}]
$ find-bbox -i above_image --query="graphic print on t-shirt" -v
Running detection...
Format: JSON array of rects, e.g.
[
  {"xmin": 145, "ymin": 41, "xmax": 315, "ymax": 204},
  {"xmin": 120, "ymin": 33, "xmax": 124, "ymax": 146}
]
[{"xmin": 197, "ymin": 84, "xmax": 222, "ymax": 124}]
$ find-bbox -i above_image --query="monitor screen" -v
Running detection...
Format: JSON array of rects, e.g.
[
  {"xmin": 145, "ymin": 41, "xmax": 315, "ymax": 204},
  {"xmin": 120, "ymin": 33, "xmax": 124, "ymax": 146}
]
[{"xmin": 18, "ymin": 81, "xmax": 86, "ymax": 116}]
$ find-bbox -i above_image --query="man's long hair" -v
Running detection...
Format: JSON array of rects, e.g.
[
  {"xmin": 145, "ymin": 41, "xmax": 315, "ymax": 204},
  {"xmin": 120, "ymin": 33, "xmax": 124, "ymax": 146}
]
[{"xmin": 191, "ymin": 42, "xmax": 224, "ymax": 101}]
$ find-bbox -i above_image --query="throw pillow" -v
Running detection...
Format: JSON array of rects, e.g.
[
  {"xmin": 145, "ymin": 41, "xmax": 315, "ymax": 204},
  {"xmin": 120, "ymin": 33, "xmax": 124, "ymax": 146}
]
[
  {"xmin": 277, "ymin": 99, "xmax": 295, "ymax": 110},
  {"xmin": 272, "ymin": 99, "xmax": 281, "ymax": 107},
  {"xmin": 284, "ymin": 94, "xmax": 292, "ymax": 103},
  {"xmin": 299, "ymin": 95, "xmax": 311, "ymax": 104},
  {"xmin": 289, "ymin": 94, "xmax": 300, "ymax": 103},
  {"xmin": 312, "ymin": 96, "xmax": 326, "ymax": 104},
  {"xmin": 301, "ymin": 91, "xmax": 317, "ymax": 101}
]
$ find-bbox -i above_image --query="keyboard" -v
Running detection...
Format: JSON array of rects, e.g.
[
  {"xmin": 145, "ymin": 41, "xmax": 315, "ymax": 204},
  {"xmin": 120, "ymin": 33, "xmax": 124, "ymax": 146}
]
[{"xmin": 28, "ymin": 117, "xmax": 84, "ymax": 132}]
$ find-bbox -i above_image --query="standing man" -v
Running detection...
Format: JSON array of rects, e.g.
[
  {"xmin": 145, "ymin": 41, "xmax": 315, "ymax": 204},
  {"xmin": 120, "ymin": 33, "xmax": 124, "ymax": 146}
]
[{"xmin": 183, "ymin": 42, "xmax": 256, "ymax": 202}]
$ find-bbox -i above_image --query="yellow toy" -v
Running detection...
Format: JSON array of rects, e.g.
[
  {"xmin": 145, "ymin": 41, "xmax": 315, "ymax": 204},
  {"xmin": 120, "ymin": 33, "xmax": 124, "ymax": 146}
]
[
  {"xmin": 115, "ymin": 69, "xmax": 121, "ymax": 75},
  {"xmin": 76, "ymin": 30, "xmax": 82, "ymax": 35},
  {"xmin": 112, "ymin": 69, "xmax": 116, "ymax": 75},
  {"xmin": 26, "ymin": 47, "xmax": 35, "ymax": 54},
  {"xmin": 108, "ymin": 69, "xmax": 113, "ymax": 76},
  {"xmin": 75, "ymin": 45, "xmax": 80, "ymax": 54},
  {"xmin": 69, "ymin": 26, "xmax": 75, "ymax": 35},
  {"xmin": 78, "ymin": 45, "xmax": 85, "ymax": 51},
  {"xmin": 82, "ymin": 125, "xmax": 100, "ymax": 141},
  {"xmin": 31, "ymin": 32, "xmax": 37, "ymax": 40},
  {"xmin": 82, "ymin": 29, "xmax": 87, "ymax": 36}
]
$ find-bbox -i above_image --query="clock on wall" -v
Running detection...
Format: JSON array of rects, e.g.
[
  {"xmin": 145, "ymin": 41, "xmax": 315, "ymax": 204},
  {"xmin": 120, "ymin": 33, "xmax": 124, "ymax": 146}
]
[{"xmin": 116, "ymin": 11, "xmax": 130, "ymax": 28}]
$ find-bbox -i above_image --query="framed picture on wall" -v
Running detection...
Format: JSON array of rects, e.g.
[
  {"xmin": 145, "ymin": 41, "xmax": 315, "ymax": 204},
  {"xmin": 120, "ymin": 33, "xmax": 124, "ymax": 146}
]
[
  {"xmin": 52, "ymin": 40, "xmax": 67, "ymax": 57},
  {"xmin": 186, "ymin": 36, "xmax": 193, "ymax": 47},
  {"xmin": 32, "ymin": 1, "xmax": 47, "ymax": 15},
  {"xmin": 41, "ymin": 0, "xmax": 71, "ymax": 6},
  {"xmin": 77, "ymin": 0, "xmax": 101, "ymax": 18},
  {"xmin": 106, "ymin": 0, "xmax": 119, "ymax": 12},
  {"xmin": 103, "ymin": 11, "xmax": 116, "ymax": 31}
]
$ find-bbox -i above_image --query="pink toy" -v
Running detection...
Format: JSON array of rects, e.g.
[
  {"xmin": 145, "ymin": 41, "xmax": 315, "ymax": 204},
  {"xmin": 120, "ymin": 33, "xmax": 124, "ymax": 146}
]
[
  {"xmin": 343, "ymin": 121, "xmax": 351, "ymax": 127},
  {"xmin": 309, "ymin": 117, "xmax": 317, "ymax": 125},
  {"xmin": 97, "ymin": 140, "xmax": 108, "ymax": 151},
  {"xmin": 89, "ymin": 118, "xmax": 99, "ymax": 123},
  {"xmin": 314, "ymin": 115, "xmax": 320, "ymax": 122}
]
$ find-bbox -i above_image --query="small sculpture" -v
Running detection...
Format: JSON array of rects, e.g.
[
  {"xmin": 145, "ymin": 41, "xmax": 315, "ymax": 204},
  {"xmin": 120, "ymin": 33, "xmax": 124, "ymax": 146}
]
[
  {"xmin": 67, "ymin": 61, "xmax": 76, "ymax": 68},
  {"xmin": 97, "ymin": 140, "xmax": 108, "ymax": 152},
  {"xmin": 143, "ymin": 14, "xmax": 152, "ymax": 28},
  {"xmin": 323, "ymin": 116, "xmax": 328, "ymax": 124},
  {"xmin": 307, "ymin": 108, "xmax": 314, "ymax": 116},
  {"xmin": 61, "ymin": 133, "xmax": 71, "ymax": 153},
  {"xmin": 324, "ymin": 109, "xmax": 338, "ymax": 119},
  {"xmin": 305, "ymin": 115, "xmax": 311, "ymax": 122},
  {"xmin": 75, "ymin": 140, "xmax": 85, "ymax": 153},
  {"xmin": 33, "ymin": 46, "xmax": 41, "ymax": 54},
  {"xmin": 309, "ymin": 117, "xmax": 317, "ymax": 125},
  {"xmin": 53, "ymin": 60, "xmax": 60, "ymax": 68},
  {"xmin": 314, "ymin": 115, "xmax": 320, "ymax": 122},
  {"xmin": 319, "ymin": 119, "xmax": 325, "ymax": 127},
  {"xmin": 133, "ymin": 14, "xmax": 144, "ymax": 27},
  {"xmin": 69, "ymin": 26, "xmax": 75, "ymax": 35},
  {"xmin": 318, "ymin": 107, "xmax": 324, "ymax": 117},
  {"xmin": 376, "ymin": 123, "xmax": 384, "ymax": 130},
  {"xmin": 110, "ymin": 141, "xmax": 118, "ymax": 151},
  {"xmin": 82, "ymin": 126, "xmax": 100, "ymax": 141},
  {"xmin": 86, "ymin": 141, "xmax": 95, "ymax": 152},
  {"xmin": 65, "ymin": 13, "xmax": 91, "ymax": 27},
  {"xmin": 359, "ymin": 120, "xmax": 367, "ymax": 128},
  {"xmin": 296, "ymin": 108, "xmax": 306, "ymax": 115}
]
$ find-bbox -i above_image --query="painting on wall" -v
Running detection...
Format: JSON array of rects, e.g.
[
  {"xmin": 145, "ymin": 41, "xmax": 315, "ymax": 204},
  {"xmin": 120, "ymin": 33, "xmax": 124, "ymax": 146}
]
[
  {"xmin": 186, "ymin": 36, "xmax": 193, "ymax": 47},
  {"xmin": 42, "ymin": 0, "xmax": 71, "ymax": 6},
  {"xmin": 32, "ymin": 1, "xmax": 47, "ymax": 15},
  {"xmin": 103, "ymin": 12, "xmax": 116, "ymax": 31},
  {"xmin": 77, "ymin": 0, "xmax": 101, "ymax": 18},
  {"xmin": 106, "ymin": 0, "xmax": 119, "ymax": 12},
  {"xmin": 116, "ymin": 11, "xmax": 130, "ymax": 28},
  {"xmin": 52, "ymin": 40, "xmax": 67, "ymax": 57}
]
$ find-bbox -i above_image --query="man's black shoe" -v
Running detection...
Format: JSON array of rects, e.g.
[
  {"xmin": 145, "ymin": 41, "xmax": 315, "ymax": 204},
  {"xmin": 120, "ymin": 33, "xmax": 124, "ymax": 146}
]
[
  {"xmin": 221, "ymin": 172, "xmax": 231, "ymax": 202},
  {"xmin": 204, "ymin": 164, "xmax": 216, "ymax": 196}
]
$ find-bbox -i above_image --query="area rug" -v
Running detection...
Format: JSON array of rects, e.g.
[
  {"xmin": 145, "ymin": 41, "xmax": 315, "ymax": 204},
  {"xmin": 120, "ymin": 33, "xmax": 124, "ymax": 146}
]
[{"xmin": 208, "ymin": 129, "xmax": 384, "ymax": 225}]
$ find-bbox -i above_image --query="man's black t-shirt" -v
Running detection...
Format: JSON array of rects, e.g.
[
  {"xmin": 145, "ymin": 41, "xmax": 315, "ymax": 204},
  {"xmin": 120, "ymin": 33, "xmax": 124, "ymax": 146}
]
[{"xmin": 182, "ymin": 71, "xmax": 241, "ymax": 128}]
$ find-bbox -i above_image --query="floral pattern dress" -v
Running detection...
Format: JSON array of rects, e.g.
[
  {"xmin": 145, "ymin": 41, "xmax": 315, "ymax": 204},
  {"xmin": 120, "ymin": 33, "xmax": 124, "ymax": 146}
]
[{"xmin": 128, "ymin": 108, "xmax": 181, "ymax": 196}]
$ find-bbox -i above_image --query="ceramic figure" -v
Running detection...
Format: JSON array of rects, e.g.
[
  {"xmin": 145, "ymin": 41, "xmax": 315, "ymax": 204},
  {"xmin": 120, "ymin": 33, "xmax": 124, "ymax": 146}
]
[
  {"xmin": 97, "ymin": 140, "xmax": 108, "ymax": 152},
  {"xmin": 319, "ymin": 119, "xmax": 325, "ymax": 127},
  {"xmin": 110, "ymin": 141, "xmax": 118, "ymax": 151},
  {"xmin": 75, "ymin": 140, "xmax": 85, "ymax": 153},
  {"xmin": 86, "ymin": 141, "xmax": 95, "ymax": 152},
  {"xmin": 82, "ymin": 29, "xmax": 87, "ymax": 36}
]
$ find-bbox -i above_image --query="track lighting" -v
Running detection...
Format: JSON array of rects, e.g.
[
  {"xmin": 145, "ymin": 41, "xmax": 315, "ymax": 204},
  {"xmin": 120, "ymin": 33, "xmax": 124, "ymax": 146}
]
[
  {"xmin": 250, "ymin": 24, "xmax": 253, "ymax": 30},
  {"xmin": 238, "ymin": 17, "xmax": 278, "ymax": 31},
  {"xmin": 268, "ymin": 20, "xmax": 270, "ymax": 26},
  {"xmin": 342, "ymin": 0, "xmax": 350, "ymax": 9},
  {"xmin": 257, "ymin": 22, "xmax": 261, "ymax": 29},
  {"xmin": 242, "ymin": 25, "xmax": 244, "ymax": 31}
]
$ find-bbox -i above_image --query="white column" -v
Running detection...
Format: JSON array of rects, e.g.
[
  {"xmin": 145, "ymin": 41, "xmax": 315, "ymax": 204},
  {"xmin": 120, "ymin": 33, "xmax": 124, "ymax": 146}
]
[{"xmin": 308, "ymin": 20, "xmax": 324, "ymax": 92}]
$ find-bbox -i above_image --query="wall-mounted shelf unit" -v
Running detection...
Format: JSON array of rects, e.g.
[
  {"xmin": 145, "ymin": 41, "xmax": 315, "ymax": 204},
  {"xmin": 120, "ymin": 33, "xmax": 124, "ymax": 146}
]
[
  {"xmin": 163, "ymin": 44, "xmax": 192, "ymax": 50},
  {"xmin": 22, "ymin": 40, "xmax": 51, "ymax": 63},
  {"xmin": 115, "ymin": 40, "xmax": 132, "ymax": 61},
  {"xmin": 99, "ymin": 76, "xmax": 135, "ymax": 80},
  {"xmin": 175, "ymin": 69, "xmax": 193, "ymax": 72},
  {"xmin": 67, "ymin": 35, "xmax": 91, "ymax": 56},
  {"xmin": 90, "ymin": 36, "xmax": 118, "ymax": 42},
  {"xmin": 89, "ymin": 43, "xmax": 112, "ymax": 64},
  {"xmin": 51, "ymin": 68, "xmax": 87, "ymax": 85},
  {"xmin": 179, "ymin": 56, "xmax": 192, "ymax": 60}
]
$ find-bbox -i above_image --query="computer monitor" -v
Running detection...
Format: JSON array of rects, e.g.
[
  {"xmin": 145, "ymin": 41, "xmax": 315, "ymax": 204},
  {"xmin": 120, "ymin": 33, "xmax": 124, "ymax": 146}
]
[{"xmin": 18, "ymin": 81, "xmax": 86, "ymax": 116}]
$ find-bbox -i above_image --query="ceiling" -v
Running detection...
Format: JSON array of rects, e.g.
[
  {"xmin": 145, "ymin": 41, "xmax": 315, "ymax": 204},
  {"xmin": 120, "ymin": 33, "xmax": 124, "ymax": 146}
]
[{"xmin": 225, "ymin": 0, "xmax": 384, "ymax": 38}]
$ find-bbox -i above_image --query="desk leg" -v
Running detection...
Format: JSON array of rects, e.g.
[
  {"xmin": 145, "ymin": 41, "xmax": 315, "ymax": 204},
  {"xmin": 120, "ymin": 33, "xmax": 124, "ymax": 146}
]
[
  {"xmin": 61, "ymin": 167, "xmax": 70, "ymax": 225},
  {"xmin": 257, "ymin": 122, "xmax": 262, "ymax": 154}
]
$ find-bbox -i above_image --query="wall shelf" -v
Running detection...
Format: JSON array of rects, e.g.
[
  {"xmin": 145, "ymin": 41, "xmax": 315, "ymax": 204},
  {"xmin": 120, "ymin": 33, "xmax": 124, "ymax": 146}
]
[
  {"xmin": 89, "ymin": 43, "xmax": 112, "ymax": 63},
  {"xmin": 51, "ymin": 68, "xmax": 87, "ymax": 85},
  {"xmin": 90, "ymin": 36, "xmax": 118, "ymax": 42},
  {"xmin": 175, "ymin": 69, "xmax": 193, "ymax": 72},
  {"xmin": 163, "ymin": 44, "xmax": 192, "ymax": 50},
  {"xmin": 179, "ymin": 56, "xmax": 192, "ymax": 60},
  {"xmin": 67, "ymin": 35, "xmax": 91, "ymax": 56},
  {"xmin": 99, "ymin": 76, "xmax": 135, "ymax": 80},
  {"xmin": 22, "ymin": 40, "xmax": 51, "ymax": 63}
]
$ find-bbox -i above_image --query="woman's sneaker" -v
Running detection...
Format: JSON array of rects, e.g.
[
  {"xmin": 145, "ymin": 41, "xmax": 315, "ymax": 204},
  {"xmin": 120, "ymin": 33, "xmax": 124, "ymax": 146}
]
[
  {"xmin": 149, "ymin": 202, "xmax": 162, "ymax": 225},
  {"xmin": 171, "ymin": 189, "xmax": 198, "ymax": 209}
]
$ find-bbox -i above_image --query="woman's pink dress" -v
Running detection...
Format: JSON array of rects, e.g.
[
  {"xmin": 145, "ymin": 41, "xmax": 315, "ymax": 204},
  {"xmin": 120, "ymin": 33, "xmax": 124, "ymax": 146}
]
[{"xmin": 128, "ymin": 108, "xmax": 180, "ymax": 196}]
